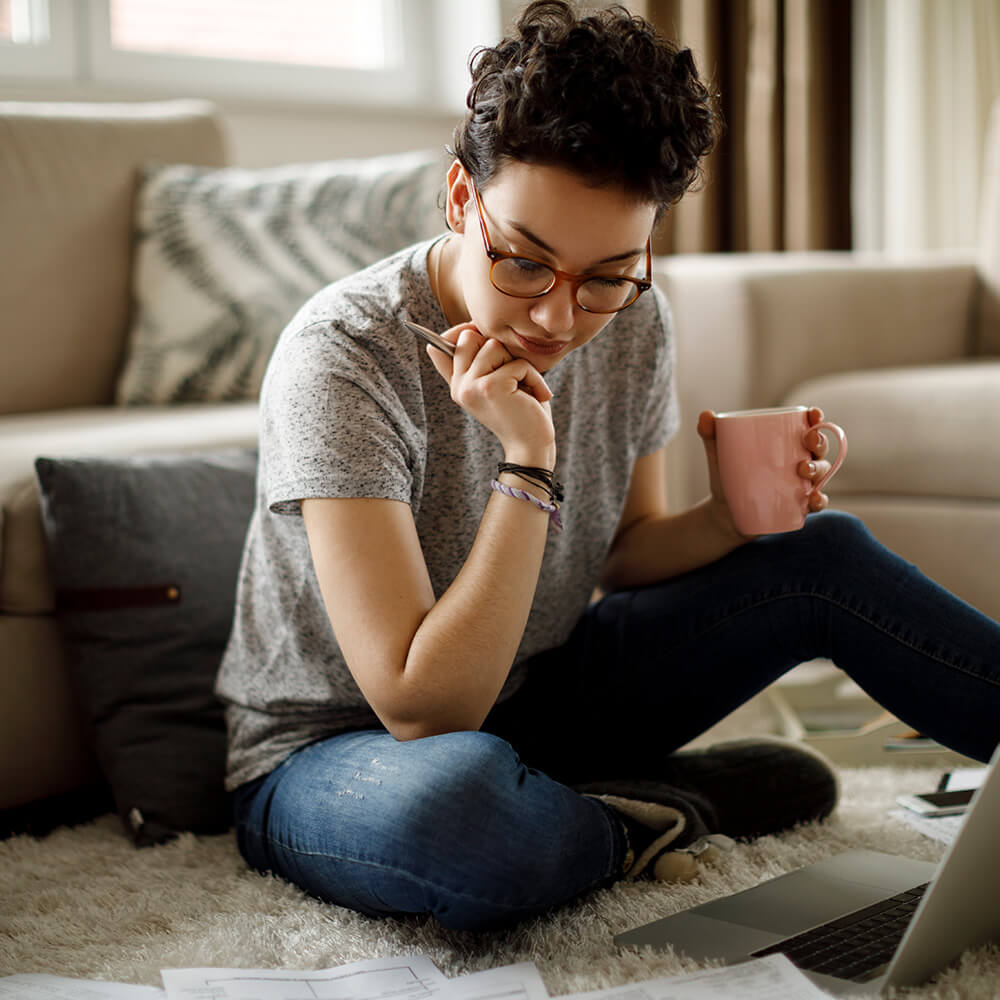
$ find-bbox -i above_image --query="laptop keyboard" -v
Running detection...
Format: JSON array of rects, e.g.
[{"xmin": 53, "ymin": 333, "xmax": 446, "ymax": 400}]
[{"xmin": 750, "ymin": 882, "xmax": 930, "ymax": 982}]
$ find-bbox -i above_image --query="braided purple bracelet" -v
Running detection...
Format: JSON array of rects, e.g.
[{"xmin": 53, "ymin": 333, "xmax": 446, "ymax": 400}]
[{"xmin": 490, "ymin": 479, "xmax": 564, "ymax": 533}]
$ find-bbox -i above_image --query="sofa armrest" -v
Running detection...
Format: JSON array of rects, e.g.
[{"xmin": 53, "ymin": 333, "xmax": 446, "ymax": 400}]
[{"xmin": 654, "ymin": 250, "xmax": 979, "ymax": 510}]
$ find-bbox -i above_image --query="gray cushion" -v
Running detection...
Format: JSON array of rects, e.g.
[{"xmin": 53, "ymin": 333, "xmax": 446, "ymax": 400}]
[{"xmin": 34, "ymin": 449, "xmax": 257, "ymax": 845}]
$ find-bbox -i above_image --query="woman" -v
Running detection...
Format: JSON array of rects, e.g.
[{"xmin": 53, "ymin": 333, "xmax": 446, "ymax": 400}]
[{"xmin": 216, "ymin": 1, "xmax": 1000, "ymax": 930}]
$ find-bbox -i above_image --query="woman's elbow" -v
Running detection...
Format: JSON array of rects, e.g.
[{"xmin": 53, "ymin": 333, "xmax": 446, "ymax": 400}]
[
  {"xmin": 375, "ymin": 697, "xmax": 481, "ymax": 742},
  {"xmin": 384, "ymin": 717, "xmax": 474, "ymax": 742}
]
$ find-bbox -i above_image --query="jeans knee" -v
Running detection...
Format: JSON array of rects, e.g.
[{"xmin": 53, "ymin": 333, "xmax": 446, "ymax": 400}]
[
  {"xmin": 250, "ymin": 729, "xmax": 618, "ymax": 930},
  {"xmin": 799, "ymin": 509, "xmax": 875, "ymax": 560},
  {"xmin": 396, "ymin": 730, "xmax": 525, "ymax": 830}
]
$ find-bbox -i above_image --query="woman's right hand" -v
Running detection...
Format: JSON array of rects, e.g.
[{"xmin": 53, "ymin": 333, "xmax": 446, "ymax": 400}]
[{"xmin": 427, "ymin": 324, "xmax": 556, "ymax": 465}]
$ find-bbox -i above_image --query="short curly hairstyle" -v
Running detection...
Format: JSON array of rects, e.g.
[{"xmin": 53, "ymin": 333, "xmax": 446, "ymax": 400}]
[{"xmin": 452, "ymin": 1, "xmax": 720, "ymax": 210}]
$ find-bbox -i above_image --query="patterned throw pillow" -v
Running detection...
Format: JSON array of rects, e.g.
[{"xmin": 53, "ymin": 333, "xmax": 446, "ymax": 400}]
[{"xmin": 115, "ymin": 150, "xmax": 447, "ymax": 405}]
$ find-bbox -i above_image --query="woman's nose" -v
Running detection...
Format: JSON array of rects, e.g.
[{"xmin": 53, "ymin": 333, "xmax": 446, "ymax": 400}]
[{"xmin": 528, "ymin": 278, "xmax": 576, "ymax": 335}]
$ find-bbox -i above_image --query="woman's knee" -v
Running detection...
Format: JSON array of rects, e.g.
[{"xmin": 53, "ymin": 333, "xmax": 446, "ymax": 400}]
[
  {"xmin": 258, "ymin": 730, "xmax": 615, "ymax": 930},
  {"xmin": 802, "ymin": 509, "xmax": 872, "ymax": 546},
  {"xmin": 266, "ymin": 730, "xmax": 539, "ymax": 863},
  {"xmin": 269, "ymin": 729, "xmax": 520, "ymax": 833},
  {"xmin": 382, "ymin": 731, "xmax": 544, "ymax": 858},
  {"xmin": 775, "ymin": 509, "xmax": 880, "ymax": 568}
]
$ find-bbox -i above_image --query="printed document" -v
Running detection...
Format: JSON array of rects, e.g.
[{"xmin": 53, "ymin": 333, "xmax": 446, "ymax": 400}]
[
  {"xmin": 161, "ymin": 954, "xmax": 448, "ymax": 1000},
  {"xmin": 0, "ymin": 974, "xmax": 163, "ymax": 998}
]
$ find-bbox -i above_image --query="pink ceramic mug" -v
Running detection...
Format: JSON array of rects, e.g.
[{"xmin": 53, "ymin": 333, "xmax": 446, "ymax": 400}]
[{"xmin": 714, "ymin": 406, "xmax": 848, "ymax": 535}]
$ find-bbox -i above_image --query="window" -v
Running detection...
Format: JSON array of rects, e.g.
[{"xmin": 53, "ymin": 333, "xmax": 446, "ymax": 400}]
[
  {"xmin": 0, "ymin": 0, "xmax": 486, "ymax": 108},
  {"xmin": 105, "ymin": 1, "xmax": 399, "ymax": 71},
  {"xmin": 0, "ymin": 0, "xmax": 75, "ymax": 78},
  {"xmin": 88, "ymin": 0, "xmax": 427, "ymax": 104},
  {"xmin": 1, "ymin": 0, "xmax": 48, "ymax": 43}
]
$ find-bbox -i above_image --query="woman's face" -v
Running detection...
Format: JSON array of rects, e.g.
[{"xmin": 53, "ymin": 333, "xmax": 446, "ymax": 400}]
[{"xmin": 441, "ymin": 159, "xmax": 657, "ymax": 373}]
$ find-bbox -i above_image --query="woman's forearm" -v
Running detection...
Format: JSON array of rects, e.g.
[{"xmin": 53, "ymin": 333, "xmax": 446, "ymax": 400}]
[
  {"xmin": 600, "ymin": 496, "xmax": 747, "ymax": 592},
  {"xmin": 387, "ymin": 480, "xmax": 553, "ymax": 740}
]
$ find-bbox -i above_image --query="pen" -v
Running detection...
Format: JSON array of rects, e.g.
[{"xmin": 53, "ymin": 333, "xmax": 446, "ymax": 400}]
[{"xmin": 403, "ymin": 319, "xmax": 456, "ymax": 358}]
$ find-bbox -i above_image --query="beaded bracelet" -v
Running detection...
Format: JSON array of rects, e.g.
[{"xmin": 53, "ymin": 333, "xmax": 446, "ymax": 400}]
[{"xmin": 490, "ymin": 479, "xmax": 564, "ymax": 533}]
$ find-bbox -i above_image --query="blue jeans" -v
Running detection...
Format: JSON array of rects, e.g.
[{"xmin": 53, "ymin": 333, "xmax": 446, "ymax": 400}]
[{"xmin": 234, "ymin": 512, "xmax": 1000, "ymax": 929}]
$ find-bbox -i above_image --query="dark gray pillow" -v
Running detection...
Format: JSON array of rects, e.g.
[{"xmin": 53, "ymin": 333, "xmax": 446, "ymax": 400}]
[{"xmin": 35, "ymin": 449, "xmax": 257, "ymax": 846}]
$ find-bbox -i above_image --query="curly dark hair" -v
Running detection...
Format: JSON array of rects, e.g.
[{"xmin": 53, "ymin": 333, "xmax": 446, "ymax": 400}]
[{"xmin": 452, "ymin": 1, "xmax": 720, "ymax": 210}]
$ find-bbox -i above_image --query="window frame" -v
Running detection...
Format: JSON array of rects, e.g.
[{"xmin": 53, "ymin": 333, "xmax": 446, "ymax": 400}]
[
  {"xmin": 1, "ymin": 0, "xmax": 442, "ymax": 107},
  {"xmin": 0, "ymin": 0, "xmax": 76, "ymax": 79}
]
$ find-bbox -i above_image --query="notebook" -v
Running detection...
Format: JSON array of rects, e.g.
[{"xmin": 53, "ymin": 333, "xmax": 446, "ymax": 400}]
[{"xmin": 615, "ymin": 743, "xmax": 1000, "ymax": 995}]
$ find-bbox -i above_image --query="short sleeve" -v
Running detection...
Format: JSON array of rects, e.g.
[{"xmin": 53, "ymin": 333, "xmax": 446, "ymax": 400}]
[{"xmin": 261, "ymin": 321, "xmax": 424, "ymax": 515}]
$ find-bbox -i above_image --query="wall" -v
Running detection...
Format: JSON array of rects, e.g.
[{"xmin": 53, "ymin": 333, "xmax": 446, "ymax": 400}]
[{"xmin": 217, "ymin": 101, "xmax": 457, "ymax": 167}]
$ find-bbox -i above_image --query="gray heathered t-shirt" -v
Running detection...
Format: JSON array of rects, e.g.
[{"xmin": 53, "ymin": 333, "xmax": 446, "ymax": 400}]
[{"xmin": 215, "ymin": 237, "xmax": 679, "ymax": 790}]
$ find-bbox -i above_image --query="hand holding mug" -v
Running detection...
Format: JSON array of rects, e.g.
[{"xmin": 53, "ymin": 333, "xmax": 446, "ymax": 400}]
[{"xmin": 699, "ymin": 406, "xmax": 847, "ymax": 536}]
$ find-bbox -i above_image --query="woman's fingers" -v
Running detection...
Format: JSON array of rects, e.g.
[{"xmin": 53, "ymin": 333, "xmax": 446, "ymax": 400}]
[
  {"xmin": 798, "ymin": 458, "xmax": 832, "ymax": 481},
  {"xmin": 458, "ymin": 337, "xmax": 553, "ymax": 402},
  {"xmin": 798, "ymin": 456, "xmax": 832, "ymax": 512},
  {"xmin": 425, "ymin": 341, "xmax": 453, "ymax": 379},
  {"xmin": 425, "ymin": 323, "xmax": 478, "ymax": 381},
  {"xmin": 808, "ymin": 489, "xmax": 829, "ymax": 512},
  {"xmin": 805, "ymin": 408, "xmax": 829, "ymax": 458},
  {"xmin": 696, "ymin": 409, "xmax": 717, "ymax": 441},
  {"xmin": 506, "ymin": 358, "xmax": 553, "ymax": 403},
  {"xmin": 465, "ymin": 335, "xmax": 513, "ymax": 377}
]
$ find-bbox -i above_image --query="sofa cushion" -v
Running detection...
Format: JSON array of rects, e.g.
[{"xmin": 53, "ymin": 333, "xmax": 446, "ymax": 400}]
[
  {"xmin": 784, "ymin": 360, "xmax": 1000, "ymax": 500},
  {"xmin": 114, "ymin": 150, "xmax": 446, "ymax": 405},
  {"xmin": 0, "ymin": 403, "xmax": 258, "ymax": 616},
  {"xmin": 0, "ymin": 100, "xmax": 226, "ymax": 416},
  {"xmin": 34, "ymin": 449, "xmax": 257, "ymax": 846}
]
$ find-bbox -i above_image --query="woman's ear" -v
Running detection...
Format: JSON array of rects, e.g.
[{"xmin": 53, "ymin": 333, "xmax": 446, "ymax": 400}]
[{"xmin": 445, "ymin": 160, "xmax": 471, "ymax": 234}]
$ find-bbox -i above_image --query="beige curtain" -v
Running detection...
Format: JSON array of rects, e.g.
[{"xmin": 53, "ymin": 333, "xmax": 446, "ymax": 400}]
[
  {"xmin": 854, "ymin": 0, "xmax": 1000, "ymax": 253},
  {"xmin": 648, "ymin": 0, "xmax": 852, "ymax": 253}
]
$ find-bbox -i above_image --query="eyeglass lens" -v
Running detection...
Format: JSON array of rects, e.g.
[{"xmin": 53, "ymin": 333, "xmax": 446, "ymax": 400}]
[{"xmin": 490, "ymin": 258, "xmax": 640, "ymax": 312}]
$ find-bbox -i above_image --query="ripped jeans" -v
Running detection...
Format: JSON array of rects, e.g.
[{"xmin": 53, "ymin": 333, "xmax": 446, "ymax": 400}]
[{"xmin": 233, "ymin": 511, "xmax": 1000, "ymax": 930}]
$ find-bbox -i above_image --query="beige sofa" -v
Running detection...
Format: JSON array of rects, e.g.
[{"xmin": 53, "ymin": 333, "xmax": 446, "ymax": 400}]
[
  {"xmin": 660, "ymin": 99, "xmax": 1000, "ymax": 625},
  {"xmin": 0, "ymin": 102, "xmax": 260, "ymax": 818},
  {"xmin": 2, "ymin": 99, "xmax": 999, "ymax": 827}
]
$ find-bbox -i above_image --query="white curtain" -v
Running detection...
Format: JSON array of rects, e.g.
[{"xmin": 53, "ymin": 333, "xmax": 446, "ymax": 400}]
[{"xmin": 854, "ymin": 0, "xmax": 1000, "ymax": 253}]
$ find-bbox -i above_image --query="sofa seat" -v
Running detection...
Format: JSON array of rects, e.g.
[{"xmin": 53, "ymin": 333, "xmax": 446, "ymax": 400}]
[
  {"xmin": 658, "ymin": 239, "xmax": 1000, "ymax": 626},
  {"xmin": 817, "ymin": 495, "xmax": 1000, "ymax": 621},
  {"xmin": 774, "ymin": 360, "xmax": 1000, "ymax": 621},
  {"xmin": 784, "ymin": 360, "xmax": 1000, "ymax": 500},
  {"xmin": 0, "ymin": 402, "xmax": 259, "ymax": 619},
  {"xmin": 778, "ymin": 359, "xmax": 1000, "ymax": 623}
]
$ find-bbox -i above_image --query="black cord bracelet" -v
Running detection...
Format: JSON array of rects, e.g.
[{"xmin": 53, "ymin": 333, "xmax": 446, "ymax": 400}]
[{"xmin": 496, "ymin": 463, "xmax": 565, "ymax": 504}]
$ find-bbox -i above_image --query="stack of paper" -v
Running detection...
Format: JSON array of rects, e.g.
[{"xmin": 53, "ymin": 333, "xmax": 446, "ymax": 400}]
[{"xmin": 1, "ymin": 950, "xmax": 830, "ymax": 1000}]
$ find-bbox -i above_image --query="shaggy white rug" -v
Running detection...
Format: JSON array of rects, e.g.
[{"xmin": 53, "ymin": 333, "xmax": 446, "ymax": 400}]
[{"xmin": 2, "ymin": 765, "xmax": 999, "ymax": 999}]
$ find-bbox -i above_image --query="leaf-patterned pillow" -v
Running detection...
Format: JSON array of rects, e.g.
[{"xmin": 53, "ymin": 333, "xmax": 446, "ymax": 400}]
[{"xmin": 116, "ymin": 150, "xmax": 446, "ymax": 405}]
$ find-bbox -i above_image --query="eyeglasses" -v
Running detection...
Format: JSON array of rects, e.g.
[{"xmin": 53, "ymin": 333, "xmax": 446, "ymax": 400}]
[{"xmin": 468, "ymin": 174, "xmax": 652, "ymax": 314}]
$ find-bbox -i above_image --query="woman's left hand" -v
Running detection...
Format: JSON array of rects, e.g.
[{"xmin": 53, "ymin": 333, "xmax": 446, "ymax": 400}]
[
  {"xmin": 696, "ymin": 407, "xmax": 832, "ymax": 536},
  {"xmin": 797, "ymin": 407, "xmax": 834, "ymax": 512}
]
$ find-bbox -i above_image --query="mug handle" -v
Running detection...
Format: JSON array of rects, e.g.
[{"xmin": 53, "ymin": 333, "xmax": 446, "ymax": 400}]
[{"xmin": 806, "ymin": 421, "xmax": 848, "ymax": 492}]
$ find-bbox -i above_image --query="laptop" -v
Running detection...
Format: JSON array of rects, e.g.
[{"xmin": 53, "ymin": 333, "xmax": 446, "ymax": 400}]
[{"xmin": 615, "ymin": 743, "xmax": 1000, "ymax": 995}]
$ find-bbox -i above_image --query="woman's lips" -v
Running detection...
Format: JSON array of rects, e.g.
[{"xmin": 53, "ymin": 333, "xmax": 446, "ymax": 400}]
[{"xmin": 513, "ymin": 332, "xmax": 569, "ymax": 356}]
